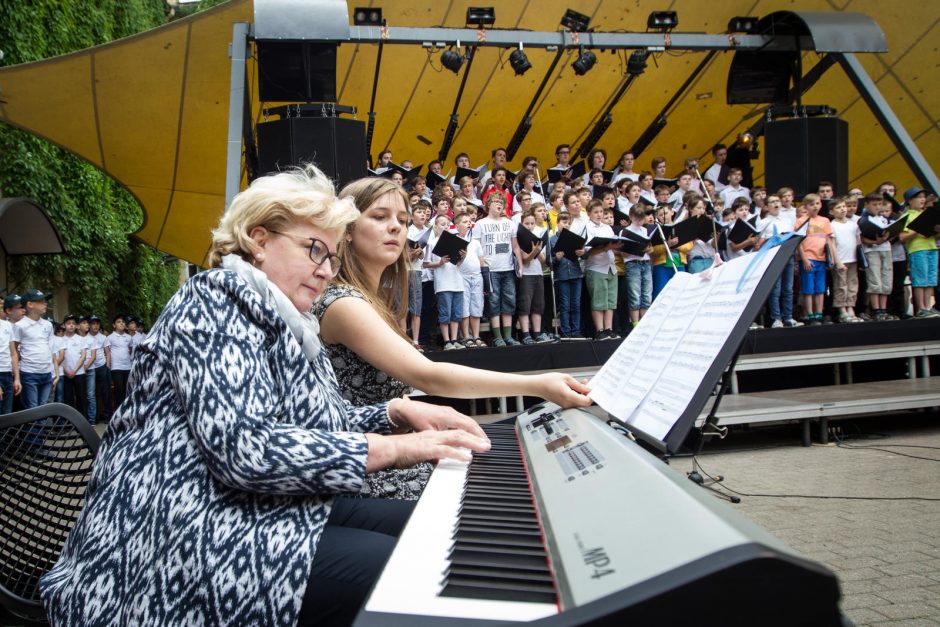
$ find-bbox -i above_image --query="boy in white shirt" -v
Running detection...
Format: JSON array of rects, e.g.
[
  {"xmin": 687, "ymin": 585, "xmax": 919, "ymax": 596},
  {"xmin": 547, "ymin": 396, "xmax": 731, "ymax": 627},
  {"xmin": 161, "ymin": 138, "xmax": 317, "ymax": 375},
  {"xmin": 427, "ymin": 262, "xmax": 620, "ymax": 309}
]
[
  {"xmin": 584, "ymin": 199, "xmax": 620, "ymax": 340},
  {"xmin": 455, "ymin": 212, "xmax": 486, "ymax": 347},
  {"xmin": 60, "ymin": 314, "xmax": 89, "ymax": 418},
  {"xmin": 514, "ymin": 210, "xmax": 550, "ymax": 344},
  {"xmin": 829, "ymin": 198, "xmax": 861, "ymax": 322},
  {"xmin": 12, "ymin": 289, "xmax": 56, "ymax": 409},
  {"xmin": 473, "ymin": 194, "xmax": 520, "ymax": 346},
  {"xmin": 425, "ymin": 215, "xmax": 466, "ymax": 350},
  {"xmin": 0, "ymin": 295, "xmax": 19, "ymax": 414},
  {"xmin": 406, "ymin": 202, "xmax": 431, "ymax": 348},
  {"xmin": 718, "ymin": 168, "xmax": 751, "ymax": 209},
  {"xmin": 108, "ymin": 314, "xmax": 134, "ymax": 410}
]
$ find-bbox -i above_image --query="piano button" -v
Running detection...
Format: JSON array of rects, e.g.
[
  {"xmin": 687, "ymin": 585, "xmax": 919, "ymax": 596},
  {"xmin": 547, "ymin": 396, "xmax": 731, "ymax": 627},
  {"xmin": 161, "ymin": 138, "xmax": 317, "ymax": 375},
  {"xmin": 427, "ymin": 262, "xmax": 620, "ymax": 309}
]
[{"xmin": 447, "ymin": 548, "xmax": 551, "ymax": 573}]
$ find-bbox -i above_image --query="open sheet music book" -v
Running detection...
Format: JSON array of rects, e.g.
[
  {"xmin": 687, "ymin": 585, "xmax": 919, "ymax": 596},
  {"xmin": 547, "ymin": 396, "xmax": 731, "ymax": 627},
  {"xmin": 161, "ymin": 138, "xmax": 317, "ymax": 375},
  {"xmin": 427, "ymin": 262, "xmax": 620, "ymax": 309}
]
[{"xmin": 588, "ymin": 236, "xmax": 801, "ymax": 453}]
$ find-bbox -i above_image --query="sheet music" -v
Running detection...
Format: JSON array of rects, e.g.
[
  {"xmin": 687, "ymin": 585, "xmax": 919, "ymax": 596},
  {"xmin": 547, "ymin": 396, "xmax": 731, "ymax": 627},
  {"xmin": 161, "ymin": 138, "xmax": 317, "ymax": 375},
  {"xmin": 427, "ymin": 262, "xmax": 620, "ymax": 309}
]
[
  {"xmin": 588, "ymin": 272, "xmax": 695, "ymax": 418},
  {"xmin": 589, "ymin": 246, "xmax": 783, "ymax": 440}
]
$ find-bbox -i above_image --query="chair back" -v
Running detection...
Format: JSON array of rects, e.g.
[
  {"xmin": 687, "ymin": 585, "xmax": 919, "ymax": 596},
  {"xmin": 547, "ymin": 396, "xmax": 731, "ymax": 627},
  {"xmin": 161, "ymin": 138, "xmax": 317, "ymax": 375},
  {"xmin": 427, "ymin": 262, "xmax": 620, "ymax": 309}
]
[{"xmin": 0, "ymin": 403, "xmax": 100, "ymax": 621}]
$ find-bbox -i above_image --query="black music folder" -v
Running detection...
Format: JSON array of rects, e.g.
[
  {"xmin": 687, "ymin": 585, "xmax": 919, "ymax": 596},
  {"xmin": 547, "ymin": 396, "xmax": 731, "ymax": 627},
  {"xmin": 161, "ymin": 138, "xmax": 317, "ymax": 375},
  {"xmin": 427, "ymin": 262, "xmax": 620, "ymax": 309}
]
[
  {"xmin": 554, "ymin": 228, "xmax": 586, "ymax": 260},
  {"xmin": 426, "ymin": 170, "xmax": 448, "ymax": 189},
  {"xmin": 431, "ymin": 229, "xmax": 468, "ymax": 263},
  {"xmin": 547, "ymin": 161, "xmax": 587, "ymax": 183},
  {"xmin": 858, "ymin": 215, "xmax": 907, "ymax": 240},
  {"xmin": 585, "ymin": 235, "xmax": 623, "ymax": 250},
  {"xmin": 407, "ymin": 227, "xmax": 431, "ymax": 249},
  {"xmin": 727, "ymin": 215, "xmax": 760, "ymax": 244},
  {"xmin": 673, "ymin": 215, "xmax": 715, "ymax": 246},
  {"xmin": 592, "ymin": 184, "xmax": 615, "ymax": 199},
  {"xmin": 455, "ymin": 164, "xmax": 487, "ymax": 182},
  {"xmin": 904, "ymin": 205, "xmax": 940, "ymax": 237},
  {"xmin": 619, "ymin": 228, "xmax": 653, "ymax": 256},
  {"xmin": 516, "ymin": 224, "xmax": 548, "ymax": 254}
]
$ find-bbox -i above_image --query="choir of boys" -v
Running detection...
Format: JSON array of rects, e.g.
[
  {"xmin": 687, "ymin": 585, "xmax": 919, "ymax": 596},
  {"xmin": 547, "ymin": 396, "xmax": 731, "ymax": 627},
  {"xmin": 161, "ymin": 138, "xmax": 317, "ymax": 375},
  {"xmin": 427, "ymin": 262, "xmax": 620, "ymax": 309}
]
[{"xmin": 379, "ymin": 145, "xmax": 939, "ymax": 348}]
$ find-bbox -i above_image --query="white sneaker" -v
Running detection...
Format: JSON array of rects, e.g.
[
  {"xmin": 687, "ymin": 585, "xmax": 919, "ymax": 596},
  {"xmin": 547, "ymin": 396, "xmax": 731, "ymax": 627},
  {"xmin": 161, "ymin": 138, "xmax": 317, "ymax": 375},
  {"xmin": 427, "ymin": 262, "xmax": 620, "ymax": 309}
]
[
  {"xmin": 784, "ymin": 318, "xmax": 804, "ymax": 327},
  {"xmin": 771, "ymin": 319, "xmax": 784, "ymax": 328},
  {"xmin": 443, "ymin": 341, "xmax": 456, "ymax": 350}
]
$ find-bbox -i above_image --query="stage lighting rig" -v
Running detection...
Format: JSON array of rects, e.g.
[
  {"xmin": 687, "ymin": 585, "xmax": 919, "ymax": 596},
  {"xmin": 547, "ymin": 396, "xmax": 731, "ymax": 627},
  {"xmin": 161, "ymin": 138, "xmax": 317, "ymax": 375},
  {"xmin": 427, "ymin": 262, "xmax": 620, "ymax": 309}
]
[
  {"xmin": 509, "ymin": 46, "xmax": 532, "ymax": 76},
  {"xmin": 728, "ymin": 16, "xmax": 759, "ymax": 34},
  {"xmin": 441, "ymin": 48, "xmax": 465, "ymax": 74},
  {"xmin": 627, "ymin": 50, "xmax": 648, "ymax": 75},
  {"xmin": 560, "ymin": 8, "xmax": 590, "ymax": 32},
  {"xmin": 572, "ymin": 47, "xmax": 596, "ymax": 76},
  {"xmin": 647, "ymin": 11, "xmax": 678, "ymax": 31},
  {"xmin": 353, "ymin": 7, "xmax": 383, "ymax": 26},
  {"xmin": 466, "ymin": 7, "xmax": 495, "ymax": 28}
]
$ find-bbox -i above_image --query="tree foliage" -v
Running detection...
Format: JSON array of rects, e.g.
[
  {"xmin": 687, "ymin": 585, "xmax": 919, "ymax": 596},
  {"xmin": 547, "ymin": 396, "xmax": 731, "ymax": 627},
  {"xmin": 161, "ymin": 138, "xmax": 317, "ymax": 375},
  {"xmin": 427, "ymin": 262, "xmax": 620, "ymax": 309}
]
[{"xmin": 0, "ymin": 0, "xmax": 184, "ymax": 325}]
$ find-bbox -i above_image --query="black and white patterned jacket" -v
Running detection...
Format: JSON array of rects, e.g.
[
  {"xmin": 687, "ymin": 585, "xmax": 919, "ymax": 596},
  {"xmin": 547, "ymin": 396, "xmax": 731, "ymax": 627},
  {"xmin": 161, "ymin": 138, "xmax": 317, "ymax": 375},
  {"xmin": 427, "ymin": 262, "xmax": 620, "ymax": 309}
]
[{"xmin": 41, "ymin": 269, "xmax": 392, "ymax": 626}]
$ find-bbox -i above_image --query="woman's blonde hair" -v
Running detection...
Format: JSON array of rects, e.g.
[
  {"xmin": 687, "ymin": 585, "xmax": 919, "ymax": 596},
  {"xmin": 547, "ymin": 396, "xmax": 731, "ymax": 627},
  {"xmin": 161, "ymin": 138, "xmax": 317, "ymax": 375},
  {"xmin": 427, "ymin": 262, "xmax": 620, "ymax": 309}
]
[
  {"xmin": 208, "ymin": 165, "xmax": 358, "ymax": 268},
  {"xmin": 336, "ymin": 177, "xmax": 411, "ymax": 337}
]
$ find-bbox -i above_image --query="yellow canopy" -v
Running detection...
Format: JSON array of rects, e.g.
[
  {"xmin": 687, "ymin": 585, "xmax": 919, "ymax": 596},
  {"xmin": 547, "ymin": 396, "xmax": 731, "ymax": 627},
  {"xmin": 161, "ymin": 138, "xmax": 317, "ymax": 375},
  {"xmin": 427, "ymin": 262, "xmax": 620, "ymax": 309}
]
[{"xmin": 0, "ymin": 0, "xmax": 936, "ymax": 265}]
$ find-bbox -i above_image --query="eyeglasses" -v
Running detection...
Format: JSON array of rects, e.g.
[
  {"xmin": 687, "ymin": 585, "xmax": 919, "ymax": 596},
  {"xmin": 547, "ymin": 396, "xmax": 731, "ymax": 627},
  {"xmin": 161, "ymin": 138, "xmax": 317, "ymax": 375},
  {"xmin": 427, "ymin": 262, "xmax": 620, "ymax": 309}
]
[{"xmin": 266, "ymin": 229, "xmax": 341, "ymax": 277}]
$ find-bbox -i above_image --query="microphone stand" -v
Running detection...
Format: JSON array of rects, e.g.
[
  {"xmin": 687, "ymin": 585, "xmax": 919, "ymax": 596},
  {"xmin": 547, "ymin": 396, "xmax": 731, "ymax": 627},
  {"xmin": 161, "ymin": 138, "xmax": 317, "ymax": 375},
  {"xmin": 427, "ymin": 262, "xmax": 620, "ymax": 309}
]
[{"xmin": 535, "ymin": 167, "xmax": 560, "ymax": 338}]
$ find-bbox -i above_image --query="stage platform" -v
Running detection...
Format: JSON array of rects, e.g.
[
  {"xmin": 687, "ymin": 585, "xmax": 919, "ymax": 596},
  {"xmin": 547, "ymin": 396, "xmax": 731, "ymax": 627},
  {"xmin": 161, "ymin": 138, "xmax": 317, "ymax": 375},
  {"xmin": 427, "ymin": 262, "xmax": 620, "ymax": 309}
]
[
  {"xmin": 422, "ymin": 318, "xmax": 940, "ymax": 438},
  {"xmin": 426, "ymin": 317, "xmax": 940, "ymax": 379}
]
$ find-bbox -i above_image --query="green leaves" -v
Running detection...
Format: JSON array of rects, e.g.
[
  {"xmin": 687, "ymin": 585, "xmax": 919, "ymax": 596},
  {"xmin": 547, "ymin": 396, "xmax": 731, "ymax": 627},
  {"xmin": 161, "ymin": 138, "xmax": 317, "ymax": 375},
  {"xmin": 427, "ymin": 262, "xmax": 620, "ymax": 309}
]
[{"xmin": 0, "ymin": 0, "xmax": 185, "ymax": 325}]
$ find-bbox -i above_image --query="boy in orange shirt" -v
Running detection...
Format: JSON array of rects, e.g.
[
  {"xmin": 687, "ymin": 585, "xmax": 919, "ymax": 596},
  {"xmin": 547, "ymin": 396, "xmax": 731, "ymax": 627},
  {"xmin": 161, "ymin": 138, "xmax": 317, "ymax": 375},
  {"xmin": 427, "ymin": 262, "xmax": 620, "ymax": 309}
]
[{"xmin": 797, "ymin": 193, "xmax": 840, "ymax": 324}]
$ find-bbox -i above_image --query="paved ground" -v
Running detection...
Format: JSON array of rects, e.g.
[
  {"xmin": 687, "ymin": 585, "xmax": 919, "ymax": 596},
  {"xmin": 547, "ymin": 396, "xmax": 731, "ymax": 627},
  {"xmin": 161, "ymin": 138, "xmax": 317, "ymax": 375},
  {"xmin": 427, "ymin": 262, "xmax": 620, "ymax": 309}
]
[
  {"xmin": 671, "ymin": 410, "xmax": 940, "ymax": 626},
  {"xmin": 3, "ymin": 410, "xmax": 939, "ymax": 625}
]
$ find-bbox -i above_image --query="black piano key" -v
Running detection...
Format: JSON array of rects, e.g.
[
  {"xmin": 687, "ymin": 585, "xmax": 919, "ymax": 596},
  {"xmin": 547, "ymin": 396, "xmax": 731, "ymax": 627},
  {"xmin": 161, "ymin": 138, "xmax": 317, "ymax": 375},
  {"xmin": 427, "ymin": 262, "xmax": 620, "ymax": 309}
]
[
  {"xmin": 453, "ymin": 529, "xmax": 546, "ymax": 548},
  {"xmin": 439, "ymin": 418, "xmax": 558, "ymax": 607},
  {"xmin": 440, "ymin": 577, "xmax": 557, "ymax": 605},
  {"xmin": 446, "ymin": 564, "xmax": 555, "ymax": 584},
  {"xmin": 448, "ymin": 547, "xmax": 551, "ymax": 573}
]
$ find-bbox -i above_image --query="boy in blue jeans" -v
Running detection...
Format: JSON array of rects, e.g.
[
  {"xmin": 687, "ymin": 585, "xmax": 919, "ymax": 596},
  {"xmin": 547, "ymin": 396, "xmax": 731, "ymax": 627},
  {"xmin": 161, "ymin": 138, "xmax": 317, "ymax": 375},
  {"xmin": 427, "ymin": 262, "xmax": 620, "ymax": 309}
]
[
  {"xmin": 622, "ymin": 204, "xmax": 654, "ymax": 325},
  {"xmin": 551, "ymin": 212, "xmax": 586, "ymax": 339},
  {"xmin": 797, "ymin": 193, "xmax": 839, "ymax": 324}
]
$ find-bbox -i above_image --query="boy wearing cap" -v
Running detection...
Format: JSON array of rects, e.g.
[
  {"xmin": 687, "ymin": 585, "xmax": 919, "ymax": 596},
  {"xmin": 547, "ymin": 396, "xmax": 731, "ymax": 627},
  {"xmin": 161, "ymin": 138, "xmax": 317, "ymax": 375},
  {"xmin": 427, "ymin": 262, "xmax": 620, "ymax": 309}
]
[
  {"xmin": 0, "ymin": 294, "xmax": 22, "ymax": 414},
  {"xmin": 89, "ymin": 316, "xmax": 112, "ymax": 422},
  {"xmin": 11, "ymin": 290, "xmax": 56, "ymax": 408},
  {"xmin": 899, "ymin": 187, "xmax": 940, "ymax": 318},
  {"xmin": 61, "ymin": 314, "xmax": 88, "ymax": 417}
]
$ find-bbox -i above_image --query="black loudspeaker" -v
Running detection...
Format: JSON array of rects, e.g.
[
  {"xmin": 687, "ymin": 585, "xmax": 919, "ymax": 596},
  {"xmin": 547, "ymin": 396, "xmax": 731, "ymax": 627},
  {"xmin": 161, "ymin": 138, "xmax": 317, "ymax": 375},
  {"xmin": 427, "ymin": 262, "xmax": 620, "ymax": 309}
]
[
  {"xmin": 256, "ymin": 117, "xmax": 368, "ymax": 188},
  {"xmin": 256, "ymin": 42, "xmax": 337, "ymax": 103},
  {"xmin": 764, "ymin": 117, "xmax": 848, "ymax": 198}
]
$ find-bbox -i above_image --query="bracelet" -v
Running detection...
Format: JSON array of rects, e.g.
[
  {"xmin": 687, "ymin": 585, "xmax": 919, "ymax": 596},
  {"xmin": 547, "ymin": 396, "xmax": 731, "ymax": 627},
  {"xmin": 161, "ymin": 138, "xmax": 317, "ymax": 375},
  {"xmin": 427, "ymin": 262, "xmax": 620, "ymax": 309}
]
[{"xmin": 386, "ymin": 398, "xmax": 405, "ymax": 430}]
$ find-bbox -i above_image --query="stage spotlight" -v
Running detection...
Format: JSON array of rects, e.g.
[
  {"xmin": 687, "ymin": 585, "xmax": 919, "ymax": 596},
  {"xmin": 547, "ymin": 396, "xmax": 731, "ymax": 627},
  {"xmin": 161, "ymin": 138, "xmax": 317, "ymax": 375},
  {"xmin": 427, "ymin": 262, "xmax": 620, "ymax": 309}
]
[
  {"xmin": 647, "ymin": 11, "xmax": 678, "ymax": 31},
  {"xmin": 737, "ymin": 132, "xmax": 754, "ymax": 149},
  {"xmin": 627, "ymin": 50, "xmax": 648, "ymax": 75},
  {"xmin": 728, "ymin": 16, "xmax": 759, "ymax": 34},
  {"xmin": 509, "ymin": 48, "xmax": 532, "ymax": 76},
  {"xmin": 466, "ymin": 7, "xmax": 495, "ymax": 28},
  {"xmin": 441, "ymin": 48, "xmax": 465, "ymax": 74},
  {"xmin": 560, "ymin": 8, "xmax": 590, "ymax": 32},
  {"xmin": 572, "ymin": 49, "xmax": 596, "ymax": 76},
  {"xmin": 353, "ymin": 7, "xmax": 382, "ymax": 26}
]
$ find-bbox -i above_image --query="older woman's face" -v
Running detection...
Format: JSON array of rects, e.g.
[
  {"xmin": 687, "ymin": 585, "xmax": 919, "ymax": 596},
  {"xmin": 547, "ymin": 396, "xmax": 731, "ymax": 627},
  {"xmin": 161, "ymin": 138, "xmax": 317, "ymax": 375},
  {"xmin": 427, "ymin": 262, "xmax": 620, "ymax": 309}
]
[
  {"xmin": 254, "ymin": 222, "xmax": 337, "ymax": 312},
  {"xmin": 352, "ymin": 191, "xmax": 408, "ymax": 272}
]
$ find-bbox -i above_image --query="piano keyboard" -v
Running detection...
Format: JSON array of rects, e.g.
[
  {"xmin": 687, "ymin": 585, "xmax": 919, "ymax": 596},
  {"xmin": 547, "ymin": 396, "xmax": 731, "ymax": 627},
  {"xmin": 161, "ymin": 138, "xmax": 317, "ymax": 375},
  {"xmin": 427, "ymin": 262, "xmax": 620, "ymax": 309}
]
[{"xmin": 357, "ymin": 403, "xmax": 843, "ymax": 626}]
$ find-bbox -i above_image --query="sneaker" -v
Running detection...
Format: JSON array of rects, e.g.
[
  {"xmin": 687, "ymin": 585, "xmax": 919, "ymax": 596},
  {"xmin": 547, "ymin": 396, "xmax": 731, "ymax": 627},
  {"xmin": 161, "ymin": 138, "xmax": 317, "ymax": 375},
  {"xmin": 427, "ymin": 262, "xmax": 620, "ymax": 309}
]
[
  {"xmin": 522, "ymin": 335, "xmax": 536, "ymax": 345},
  {"xmin": 771, "ymin": 319, "xmax": 784, "ymax": 328},
  {"xmin": 493, "ymin": 337, "xmax": 506, "ymax": 347},
  {"xmin": 784, "ymin": 318, "xmax": 803, "ymax": 327},
  {"xmin": 594, "ymin": 330, "xmax": 607, "ymax": 341},
  {"xmin": 915, "ymin": 308, "xmax": 940, "ymax": 318},
  {"xmin": 858, "ymin": 312, "xmax": 872, "ymax": 321},
  {"xmin": 443, "ymin": 341, "xmax": 456, "ymax": 351},
  {"xmin": 606, "ymin": 330, "xmax": 621, "ymax": 340},
  {"xmin": 504, "ymin": 336, "xmax": 520, "ymax": 346},
  {"xmin": 453, "ymin": 341, "xmax": 467, "ymax": 349},
  {"xmin": 533, "ymin": 332, "xmax": 553, "ymax": 343},
  {"xmin": 809, "ymin": 315, "xmax": 822, "ymax": 326}
]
